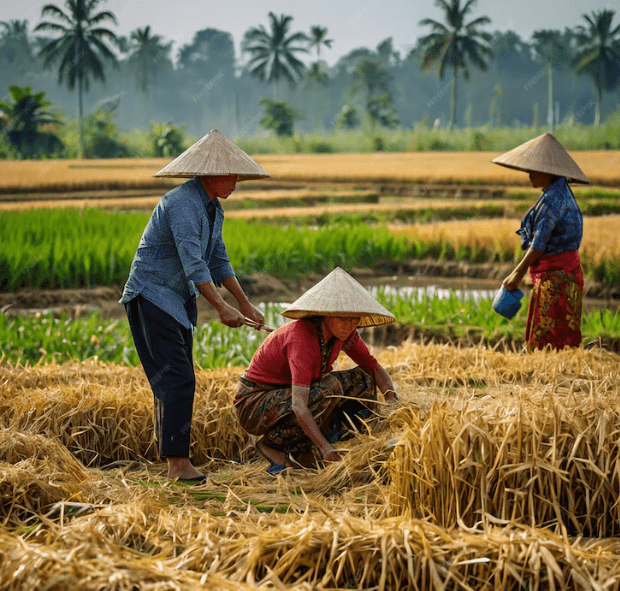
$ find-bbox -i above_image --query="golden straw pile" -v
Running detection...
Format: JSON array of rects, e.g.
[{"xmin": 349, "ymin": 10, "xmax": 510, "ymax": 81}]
[{"xmin": 1, "ymin": 342, "xmax": 620, "ymax": 590}]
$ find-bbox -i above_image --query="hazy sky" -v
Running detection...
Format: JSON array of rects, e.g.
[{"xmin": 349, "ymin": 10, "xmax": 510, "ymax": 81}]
[{"xmin": 3, "ymin": 0, "xmax": 618, "ymax": 66}]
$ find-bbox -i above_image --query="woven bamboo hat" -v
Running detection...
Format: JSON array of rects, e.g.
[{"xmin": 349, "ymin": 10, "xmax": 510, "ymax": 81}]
[
  {"xmin": 281, "ymin": 267, "xmax": 396, "ymax": 327},
  {"xmin": 154, "ymin": 129, "xmax": 270, "ymax": 180},
  {"xmin": 491, "ymin": 132, "xmax": 589, "ymax": 184}
]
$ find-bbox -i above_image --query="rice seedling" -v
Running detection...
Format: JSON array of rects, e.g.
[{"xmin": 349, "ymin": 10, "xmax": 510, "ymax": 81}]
[
  {"xmin": 2, "ymin": 291, "xmax": 619, "ymax": 367},
  {"xmin": 3, "ymin": 200, "xmax": 620, "ymax": 291},
  {"xmin": 0, "ymin": 210, "xmax": 414, "ymax": 290},
  {"xmin": 0, "ymin": 209, "xmax": 146, "ymax": 290},
  {"xmin": 0, "ymin": 306, "xmax": 286, "ymax": 367}
]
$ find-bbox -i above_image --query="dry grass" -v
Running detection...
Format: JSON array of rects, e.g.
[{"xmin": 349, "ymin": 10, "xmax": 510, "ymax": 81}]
[
  {"xmin": 390, "ymin": 215, "xmax": 620, "ymax": 270},
  {"xmin": 1, "ymin": 151, "xmax": 619, "ymax": 194},
  {"xmin": 2, "ymin": 342, "xmax": 620, "ymax": 589},
  {"xmin": 0, "ymin": 159, "xmax": 174, "ymax": 193},
  {"xmin": 255, "ymin": 151, "xmax": 620, "ymax": 186}
]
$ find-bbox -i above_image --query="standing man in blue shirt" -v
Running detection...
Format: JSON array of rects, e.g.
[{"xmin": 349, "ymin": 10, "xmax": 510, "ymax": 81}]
[{"xmin": 121, "ymin": 130, "xmax": 269, "ymax": 482}]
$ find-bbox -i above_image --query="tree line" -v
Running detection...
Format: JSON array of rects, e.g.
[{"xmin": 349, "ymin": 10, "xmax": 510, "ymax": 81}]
[{"xmin": 1, "ymin": 0, "xmax": 619, "ymax": 159}]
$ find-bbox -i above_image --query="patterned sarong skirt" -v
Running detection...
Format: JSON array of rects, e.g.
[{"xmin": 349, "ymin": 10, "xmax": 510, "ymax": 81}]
[
  {"xmin": 234, "ymin": 367, "xmax": 376, "ymax": 453},
  {"xmin": 526, "ymin": 261, "xmax": 584, "ymax": 350}
]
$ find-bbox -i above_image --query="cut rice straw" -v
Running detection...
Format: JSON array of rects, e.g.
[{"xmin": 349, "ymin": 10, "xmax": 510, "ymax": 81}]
[{"xmin": 1, "ymin": 341, "xmax": 620, "ymax": 589}]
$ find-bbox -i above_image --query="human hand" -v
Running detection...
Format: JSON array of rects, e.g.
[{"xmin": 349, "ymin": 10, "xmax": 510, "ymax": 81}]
[
  {"xmin": 323, "ymin": 449, "xmax": 342, "ymax": 462},
  {"xmin": 383, "ymin": 389, "xmax": 399, "ymax": 403},
  {"xmin": 502, "ymin": 271, "xmax": 523, "ymax": 293},
  {"xmin": 240, "ymin": 303, "xmax": 264, "ymax": 326},
  {"xmin": 218, "ymin": 304, "xmax": 246, "ymax": 328}
]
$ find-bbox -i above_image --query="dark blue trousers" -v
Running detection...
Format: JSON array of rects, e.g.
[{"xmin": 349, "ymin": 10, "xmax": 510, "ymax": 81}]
[{"xmin": 125, "ymin": 295, "xmax": 195, "ymax": 459}]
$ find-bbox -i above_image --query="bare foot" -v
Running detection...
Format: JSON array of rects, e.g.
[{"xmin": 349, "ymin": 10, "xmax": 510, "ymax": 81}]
[
  {"xmin": 167, "ymin": 457, "xmax": 205, "ymax": 480},
  {"xmin": 255, "ymin": 439, "xmax": 293, "ymax": 468}
]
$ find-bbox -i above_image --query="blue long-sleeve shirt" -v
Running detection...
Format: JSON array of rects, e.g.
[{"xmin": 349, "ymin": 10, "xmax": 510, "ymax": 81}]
[
  {"xmin": 120, "ymin": 177, "xmax": 235, "ymax": 328},
  {"xmin": 516, "ymin": 177, "xmax": 583, "ymax": 255}
]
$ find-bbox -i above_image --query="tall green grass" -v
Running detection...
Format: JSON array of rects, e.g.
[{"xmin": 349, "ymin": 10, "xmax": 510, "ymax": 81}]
[
  {"xmin": 0, "ymin": 305, "xmax": 281, "ymax": 367},
  {"xmin": 2, "ymin": 292, "xmax": 618, "ymax": 367},
  {"xmin": 0, "ymin": 210, "xmax": 412, "ymax": 289},
  {"xmin": 0, "ymin": 209, "xmax": 146, "ymax": 290},
  {"xmin": 225, "ymin": 220, "xmax": 410, "ymax": 278},
  {"xmin": 1, "ymin": 209, "xmax": 619, "ymax": 291}
]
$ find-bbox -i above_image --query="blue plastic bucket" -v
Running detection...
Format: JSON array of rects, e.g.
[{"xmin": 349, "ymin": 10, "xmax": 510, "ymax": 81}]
[{"xmin": 492, "ymin": 286, "xmax": 524, "ymax": 319}]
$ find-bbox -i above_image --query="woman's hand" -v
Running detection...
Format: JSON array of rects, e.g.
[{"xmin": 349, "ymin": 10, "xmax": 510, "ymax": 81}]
[
  {"xmin": 374, "ymin": 365, "xmax": 399, "ymax": 403},
  {"xmin": 502, "ymin": 269, "xmax": 525, "ymax": 292},
  {"xmin": 383, "ymin": 389, "xmax": 399, "ymax": 403},
  {"xmin": 503, "ymin": 246, "xmax": 544, "ymax": 291},
  {"xmin": 292, "ymin": 385, "xmax": 343, "ymax": 462},
  {"xmin": 322, "ymin": 448, "xmax": 342, "ymax": 462}
]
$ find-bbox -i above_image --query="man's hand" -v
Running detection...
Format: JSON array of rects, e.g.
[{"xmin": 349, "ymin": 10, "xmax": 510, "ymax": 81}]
[
  {"xmin": 217, "ymin": 303, "xmax": 246, "ymax": 328},
  {"xmin": 239, "ymin": 302, "xmax": 264, "ymax": 326},
  {"xmin": 196, "ymin": 281, "xmax": 246, "ymax": 328}
]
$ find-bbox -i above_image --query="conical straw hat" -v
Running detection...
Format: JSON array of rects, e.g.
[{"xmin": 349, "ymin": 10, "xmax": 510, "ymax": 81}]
[
  {"xmin": 281, "ymin": 267, "xmax": 396, "ymax": 327},
  {"xmin": 491, "ymin": 132, "xmax": 589, "ymax": 184},
  {"xmin": 155, "ymin": 129, "xmax": 270, "ymax": 180}
]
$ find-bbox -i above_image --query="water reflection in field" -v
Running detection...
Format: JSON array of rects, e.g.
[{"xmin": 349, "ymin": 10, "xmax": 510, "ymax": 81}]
[
  {"xmin": 367, "ymin": 284, "xmax": 497, "ymax": 303},
  {"xmin": 260, "ymin": 282, "xmax": 499, "ymax": 331},
  {"xmin": 260, "ymin": 278, "xmax": 615, "ymax": 334}
]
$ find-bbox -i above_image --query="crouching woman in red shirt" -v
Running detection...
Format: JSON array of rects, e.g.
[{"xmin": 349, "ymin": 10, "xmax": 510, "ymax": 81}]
[{"xmin": 234, "ymin": 267, "xmax": 398, "ymax": 473}]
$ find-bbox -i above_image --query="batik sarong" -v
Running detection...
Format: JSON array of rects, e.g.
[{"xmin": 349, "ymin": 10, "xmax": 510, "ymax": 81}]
[
  {"xmin": 234, "ymin": 367, "xmax": 376, "ymax": 453},
  {"xmin": 526, "ymin": 251, "xmax": 584, "ymax": 350}
]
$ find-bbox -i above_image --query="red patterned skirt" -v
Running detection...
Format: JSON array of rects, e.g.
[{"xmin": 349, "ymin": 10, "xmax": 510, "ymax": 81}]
[{"xmin": 526, "ymin": 251, "xmax": 584, "ymax": 350}]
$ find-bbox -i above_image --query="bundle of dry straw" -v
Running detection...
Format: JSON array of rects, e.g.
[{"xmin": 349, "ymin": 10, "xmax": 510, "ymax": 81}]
[{"xmin": 385, "ymin": 346, "xmax": 620, "ymax": 537}]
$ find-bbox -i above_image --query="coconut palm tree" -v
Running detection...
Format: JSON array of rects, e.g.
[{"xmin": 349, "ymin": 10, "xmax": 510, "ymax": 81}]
[
  {"xmin": 242, "ymin": 12, "xmax": 308, "ymax": 98},
  {"xmin": 418, "ymin": 0, "xmax": 492, "ymax": 129},
  {"xmin": 305, "ymin": 25, "xmax": 332, "ymax": 85},
  {"xmin": 0, "ymin": 20, "xmax": 33, "ymax": 72},
  {"xmin": 34, "ymin": 0, "xmax": 120, "ymax": 157},
  {"xmin": 532, "ymin": 29, "xmax": 572, "ymax": 129},
  {"xmin": 127, "ymin": 26, "xmax": 172, "ymax": 94},
  {"xmin": 573, "ymin": 9, "xmax": 620, "ymax": 126},
  {"xmin": 352, "ymin": 58, "xmax": 391, "ymax": 103},
  {"xmin": 351, "ymin": 57, "xmax": 398, "ymax": 129},
  {"xmin": 308, "ymin": 25, "xmax": 332, "ymax": 60}
]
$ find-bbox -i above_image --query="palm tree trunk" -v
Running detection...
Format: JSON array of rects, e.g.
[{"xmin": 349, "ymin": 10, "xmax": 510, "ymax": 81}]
[
  {"xmin": 594, "ymin": 81, "xmax": 602, "ymax": 126},
  {"xmin": 76, "ymin": 37, "xmax": 84, "ymax": 158},
  {"xmin": 594, "ymin": 62, "xmax": 603, "ymax": 126},
  {"xmin": 547, "ymin": 61, "xmax": 554, "ymax": 129},
  {"xmin": 449, "ymin": 67, "xmax": 457, "ymax": 130},
  {"xmin": 78, "ymin": 74, "xmax": 84, "ymax": 158}
]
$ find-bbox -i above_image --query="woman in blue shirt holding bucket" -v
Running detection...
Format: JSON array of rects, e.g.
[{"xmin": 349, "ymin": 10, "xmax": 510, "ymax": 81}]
[{"xmin": 492, "ymin": 132, "xmax": 589, "ymax": 350}]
